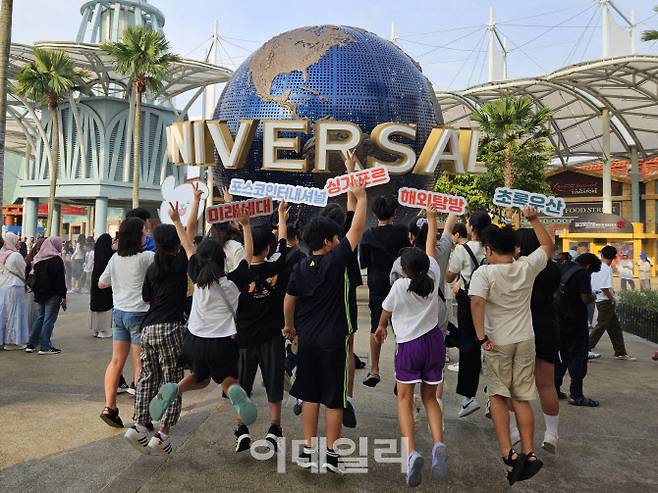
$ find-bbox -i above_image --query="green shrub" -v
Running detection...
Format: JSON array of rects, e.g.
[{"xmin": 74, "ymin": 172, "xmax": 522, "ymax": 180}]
[{"xmin": 619, "ymin": 290, "xmax": 658, "ymax": 311}]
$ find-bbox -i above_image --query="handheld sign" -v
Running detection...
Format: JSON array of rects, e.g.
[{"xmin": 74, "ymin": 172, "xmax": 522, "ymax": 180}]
[
  {"xmin": 206, "ymin": 197, "xmax": 273, "ymax": 224},
  {"xmin": 398, "ymin": 187, "xmax": 467, "ymax": 215},
  {"xmin": 324, "ymin": 166, "xmax": 390, "ymax": 197},
  {"xmin": 493, "ymin": 187, "xmax": 566, "ymax": 217},
  {"xmin": 229, "ymin": 178, "xmax": 328, "ymax": 208},
  {"xmin": 158, "ymin": 176, "xmax": 209, "ymax": 225}
]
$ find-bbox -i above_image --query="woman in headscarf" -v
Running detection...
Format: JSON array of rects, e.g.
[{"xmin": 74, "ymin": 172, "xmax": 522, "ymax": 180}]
[
  {"xmin": 0, "ymin": 233, "xmax": 29, "ymax": 349},
  {"xmin": 24, "ymin": 236, "xmax": 46, "ymax": 331},
  {"xmin": 25, "ymin": 237, "xmax": 67, "ymax": 355},
  {"xmin": 89, "ymin": 234, "xmax": 115, "ymax": 338}
]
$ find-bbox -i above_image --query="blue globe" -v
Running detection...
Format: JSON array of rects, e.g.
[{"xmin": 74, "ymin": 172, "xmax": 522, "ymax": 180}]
[{"xmin": 213, "ymin": 25, "xmax": 442, "ymax": 208}]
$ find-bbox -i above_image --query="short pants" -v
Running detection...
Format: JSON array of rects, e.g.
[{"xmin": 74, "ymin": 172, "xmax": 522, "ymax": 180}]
[
  {"xmin": 239, "ymin": 334, "xmax": 285, "ymax": 403},
  {"xmin": 181, "ymin": 332, "xmax": 239, "ymax": 384},
  {"xmin": 290, "ymin": 342, "xmax": 348, "ymax": 409},
  {"xmin": 394, "ymin": 325, "xmax": 445, "ymax": 385},
  {"xmin": 483, "ymin": 338, "xmax": 537, "ymax": 401},
  {"xmin": 112, "ymin": 309, "xmax": 146, "ymax": 345}
]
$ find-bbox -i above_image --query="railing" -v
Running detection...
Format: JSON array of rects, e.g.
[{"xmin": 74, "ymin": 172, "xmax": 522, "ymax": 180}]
[{"xmin": 617, "ymin": 303, "xmax": 658, "ymax": 344}]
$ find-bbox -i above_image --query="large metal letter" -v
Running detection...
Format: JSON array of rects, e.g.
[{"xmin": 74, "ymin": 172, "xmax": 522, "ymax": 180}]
[
  {"xmin": 206, "ymin": 119, "xmax": 258, "ymax": 169},
  {"xmin": 262, "ymin": 120, "xmax": 309, "ymax": 172},
  {"xmin": 314, "ymin": 121, "xmax": 361, "ymax": 173},
  {"xmin": 367, "ymin": 122, "xmax": 417, "ymax": 175}
]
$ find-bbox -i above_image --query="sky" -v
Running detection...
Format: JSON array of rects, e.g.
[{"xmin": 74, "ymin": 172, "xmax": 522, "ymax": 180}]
[{"xmin": 10, "ymin": 0, "xmax": 658, "ymax": 117}]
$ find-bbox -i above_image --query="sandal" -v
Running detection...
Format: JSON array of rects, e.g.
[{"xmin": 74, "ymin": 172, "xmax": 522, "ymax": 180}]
[
  {"xmin": 363, "ymin": 373, "xmax": 381, "ymax": 387},
  {"xmin": 100, "ymin": 406, "xmax": 124, "ymax": 428},
  {"xmin": 502, "ymin": 449, "xmax": 526, "ymax": 486},
  {"xmin": 568, "ymin": 396, "xmax": 599, "ymax": 407},
  {"xmin": 519, "ymin": 451, "xmax": 543, "ymax": 481}
]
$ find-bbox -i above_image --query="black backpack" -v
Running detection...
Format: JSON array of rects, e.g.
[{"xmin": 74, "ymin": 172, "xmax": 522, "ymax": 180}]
[{"xmin": 555, "ymin": 264, "xmax": 583, "ymax": 307}]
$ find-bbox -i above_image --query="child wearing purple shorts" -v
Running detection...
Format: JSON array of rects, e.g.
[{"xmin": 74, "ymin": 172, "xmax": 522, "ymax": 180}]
[{"xmin": 375, "ymin": 206, "xmax": 448, "ymax": 488}]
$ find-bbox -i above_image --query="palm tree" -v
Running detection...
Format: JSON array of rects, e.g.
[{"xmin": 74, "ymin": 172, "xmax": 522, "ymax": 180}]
[
  {"xmin": 641, "ymin": 6, "xmax": 658, "ymax": 41},
  {"xmin": 13, "ymin": 48, "xmax": 90, "ymax": 234},
  {"xmin": 0, "ymin": 0, "xmax": 14, "ymax": 224},
  {"xmin": 101, "ymin": 26, "xmax": 180, "ymax": 208}
]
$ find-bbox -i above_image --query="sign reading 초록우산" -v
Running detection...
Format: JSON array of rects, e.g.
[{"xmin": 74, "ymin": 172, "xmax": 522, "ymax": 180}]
[
  {"xmin": 324, "ymin": 166, "xmax": 390, "ymax": 197},
  {"xmin": 398, "ymin": 187, "xmax": 467, "ymax": 215},
  {"xmin": 493, "ymin": 187, "xmax": 566, "ymax": 217},
  {"xmin": 229, "ymin": 178, "xmax": 328, "ymax": 207},
  {"xmin": 206, "ymin": 197, "xmax": 273, "ymax": 224}
]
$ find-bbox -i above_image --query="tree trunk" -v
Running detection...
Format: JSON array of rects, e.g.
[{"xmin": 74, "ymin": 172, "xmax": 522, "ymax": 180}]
[
  {"xmin": 46, "ymin": 107, "xmax": 59, "ymax": 235},
  {"xmin": 132, "ymin": 87, "xmax": 142, "ymax": 208},
  {"xmin": 504, "ymin": 144, "xmax": 513, "ymax": 222},
  {"xmin": 0, "ymin": 0, "xmax": 14, "ymax": 225}
]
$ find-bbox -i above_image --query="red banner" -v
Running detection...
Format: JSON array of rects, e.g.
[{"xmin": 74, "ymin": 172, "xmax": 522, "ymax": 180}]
[
  {"xmin": 206, "ymin": 198, "xmax": 273, "ymax": 224},
  {"xmin": 38, "ymin": 204, "xmax": 87, "ymax": 216}
]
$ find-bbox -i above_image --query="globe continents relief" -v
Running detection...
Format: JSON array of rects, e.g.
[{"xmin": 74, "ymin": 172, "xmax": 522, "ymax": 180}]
[{"xmin": 213, "ymin": 25, "xmax": 443, "ymax": 220}]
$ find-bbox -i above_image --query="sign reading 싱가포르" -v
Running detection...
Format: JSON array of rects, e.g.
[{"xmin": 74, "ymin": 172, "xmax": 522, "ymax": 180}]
[
  {"xmin": 324, "ymin": 166, "xmax": 391, "ymax": 197},
  {"xmin": 206, "ymin": 197, "xmax": 274, "ymax": 224},
  {"xmin": 398, "ymin": 187, "xmax": 467, "ymax": 215},
  {"xmin": 493, "ymin": 187, "xmax": 566, "ymax": 217}
]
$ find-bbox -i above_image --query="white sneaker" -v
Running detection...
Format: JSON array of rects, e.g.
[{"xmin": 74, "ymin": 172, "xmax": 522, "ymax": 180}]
[
  {"xmin": 458, "ymin": 397, "xmax": 480, "ymax": 418},
  {"xmin": 147, "ymin": 433, "xmax": 173, "ymax": 456},
  {"xmin": 124, "ymin": 426, "xmax": 151, "ymax": 454},
  {"xmin": 447, "ymin": 363, "xmax": 459, "ymax": 373},
  {"xmin": 588, "ymin": 351, "xmax": 601, "ymax": 360},
  {"xmin": 96, "ymin": 331, "xmax": 112, "ymax": 339},
  {"xmin": 542, "ymin": 432, "xmax": 558, "ymax": 454},
  {"xmin": 614, "ymin": 354, "xmax": 637, "ymax": 361}
]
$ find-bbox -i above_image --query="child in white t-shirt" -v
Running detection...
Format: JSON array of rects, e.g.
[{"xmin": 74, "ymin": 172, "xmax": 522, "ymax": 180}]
[{"xmin": 374, "ymin": 206, "xmax": 448, "ymax": 488}]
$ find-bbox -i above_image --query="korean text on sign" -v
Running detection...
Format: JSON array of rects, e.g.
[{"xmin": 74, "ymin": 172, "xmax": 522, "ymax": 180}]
[
  {"xmin": 398, "ymin": 187, "xmax": 467, "ymax": 215},
  {"xmin": 324, "ymin": 166, "xmax": 390, "ymax": 197},
  {"xmin": 229, "ymin": 179, "xmax": 328, "ymax": 208},
  {"xmin": 493, "ymin": 187, "xmax": 566, "ymax": 217},
  {"xmin": 206, "ymin": 197, "xmax": 273, "ymax": 224}
]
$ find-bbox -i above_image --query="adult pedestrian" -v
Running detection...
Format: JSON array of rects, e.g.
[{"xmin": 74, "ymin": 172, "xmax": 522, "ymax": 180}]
[
  {"xmin": 89, "ymin": 234, "xmax": 115, "ymax": 338},
  {"xmin": 618, "ymin": 253, "xmax": 635, "ymax": 291},
  {"xmin": 70, "ymin": 234, "xmax": 86, "ymax": 293},
  {"xmin": 638, "ymin": 253, "xmax": 652, "ymax": 291},
  {"xmin": 0, "ymin": 233, "xmax": 29, "ymax": 350},
  {"xmin": 25, "ymin": 237, "xmax": 67, "ymax": 355}
]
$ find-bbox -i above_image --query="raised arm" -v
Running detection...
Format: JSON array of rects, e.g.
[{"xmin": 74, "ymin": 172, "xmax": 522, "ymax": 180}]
[
  {"xmin": 523, "ymin": 206, "xmax": 553, "ymax": 258},
  {"xmin": 345, "ymin": 150, "xmax": 357, "ymax": 212},
  {"xmin": 345, "ymin": 183, "xmax": 367, "ymax": 250},
  {"xmin": 186, "ymin": 182, "xmax": 203, "ymax": 241},
  {"xmin": 169, "ymin": 201, "xmax": 195, "ymax": 259},
  {"xmin": 426, "ymin": 205, "xmax": 438, "ymax": 259},
  {"xmin": 278, "ymin": 200, "xmax": 289, "ymax": 242},
  {"xmin": 239, "ymin": 213, "xmax": 253, "ymax": 264}
]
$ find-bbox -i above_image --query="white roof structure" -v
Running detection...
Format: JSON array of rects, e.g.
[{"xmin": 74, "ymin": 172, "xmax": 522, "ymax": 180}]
[
  {"xmin": 6, "ymin": 40, "xmax": 233, "ymax": 155},
  {"xmin": 436, "ymin": 55, "xmax": 658, "ymax": 165}
]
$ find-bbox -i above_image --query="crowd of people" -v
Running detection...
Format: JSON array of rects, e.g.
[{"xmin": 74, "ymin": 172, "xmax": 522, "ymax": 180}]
[{"xmin": 0, "ymin": 167, "xmax": 647, "ymax": 487}]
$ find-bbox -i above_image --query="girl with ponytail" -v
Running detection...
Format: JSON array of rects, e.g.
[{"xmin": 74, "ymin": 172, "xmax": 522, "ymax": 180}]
[{"xmin": 374, "ymin": 206, "xmax": 449, "ymax": 487}]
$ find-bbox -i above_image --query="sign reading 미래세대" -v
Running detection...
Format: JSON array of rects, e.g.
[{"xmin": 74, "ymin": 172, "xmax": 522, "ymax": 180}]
[
  {"xmin": 206, "ymin": 197, "xmax": 274, "ymax": 224},
  {"xmin": 324, "ymin": 166, "xmax": 390, "ymax": 197},
  {"xmin": 229, "ymin": 179, "xmax": 328, "ymax": 207},
  {"xmin": 398, "ymin": 187, "xmax": 467, "ymax": 215},
  {"xmin": 493, "ymin": 187, "xmax": 566, "ymax": 217}
]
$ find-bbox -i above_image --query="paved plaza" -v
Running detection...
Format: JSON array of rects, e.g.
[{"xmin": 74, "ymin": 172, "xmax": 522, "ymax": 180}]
[{"xmin": 1, "ymin": 289, "xmax": 657, "ymax": 493}]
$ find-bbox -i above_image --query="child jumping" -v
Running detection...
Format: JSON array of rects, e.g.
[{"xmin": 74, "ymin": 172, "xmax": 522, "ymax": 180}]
[
  {"xmin": 148, "ymin": 203, "xmax": 257, "ymax": 448},
  {"xmin": 374, "ymin": 206, "xmax": 448, "ymax": 487}
]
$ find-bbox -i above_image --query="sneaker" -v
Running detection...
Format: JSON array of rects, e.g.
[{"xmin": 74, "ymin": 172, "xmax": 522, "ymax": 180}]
[
  {"xmin": 24, "ymin": 344, "xmax": 35, "ymax": 353},
  {"xmin": 413, "ymin": 394, "xmax": 422, "ymax": 424},
  {"xmin": 227, "ymin": 385, "xmax": 257, "ymax": 425},
  {"xmin": 542, "ymin": 431, "xmax": 558, "ymax": 455},
  {"xmin": 234, "ymin": 424, "xmax": 251, "ymax": 453},
  {"xmin": 323, "ymin": 448, "xmax": 344, "ymax": 474},
  {"xmin": 343, "ymin": 400, "xmax": 357, "ymax": 428},
  {"xmin": 406, "ymin": 451, "xmax": 424, "ymax": 487},
  {"xmin": 127, "ymin": 382, "xmax": 136, "ymax": 396},
  {"xmin": 588, "ymin": 351, "xmax": 601, "ymax": 360},
  {"xmin": 296, "ymin": 446, "xmax": 318, "ymax": 470},
  {"xmin": 615, "ymin": 354, "xmax": 637, "ymax": 361},
  {"xmin": 293, "ymin": 399, "xmax": 303, "ymax": 416},
  {"xmin": 100, "ymin": 406, "xmax": 124, "ymax": 428},
  {"xmin": 431, "ymin": 442, "xmax": 448, "ymax": 480},
  {"xmin": 447, "ymin": 363, "xmax": 459, "ymax": 373},
  {"xmin": 147, "ymin": 433, "xmax": 173, "ymax": 456},
  {"xmin": 3, "ymin": 344, "xmax": 26, "ymax": 351},
  {"xmin": 124, "ymin": 426, "xmax": 151, "ymax": 454},
  {"xmin": 362, "ymin": 373, "xmax": 381, "ymax": 387},
  {"xmin": 117, "ymin": 382, "xmax": 130, "ymax": 394},
  {"xmin": 38, "ymin": 347, "xmax": 62, "ymax": 355},
  {"xmin": 458, "ymin": 397, "xmax": 480, "ymax": 418},
  {"xmin": 149, "ymin": 383, "xmax": 178, "ymax": 421},
  {"xmin": 96, "ymin": 331, "xmax": 112, "ymax": 339},
  {"xmin": 265, "ymin": 424, "xmax": 283, "ymax": 452}
]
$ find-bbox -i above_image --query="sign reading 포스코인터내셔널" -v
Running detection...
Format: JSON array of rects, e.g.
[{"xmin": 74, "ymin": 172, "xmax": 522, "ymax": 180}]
[
  {"xmin": 398, "ymin": 187, "xmax": 467, "ymax": 215},
  {"xmin": 324, "ymin": 166, "xmax": 391, "ymax": 197},
  {"xmin": 493, "ymin": 187, "xmax": 566, "ymax": 217},
  {"xmin": 206, "ymin": 197, "xmax": 273, "ymax": 224},
  {"xmin": 229, "ymin": 179, "xmax": 328, "ymax": 207}
]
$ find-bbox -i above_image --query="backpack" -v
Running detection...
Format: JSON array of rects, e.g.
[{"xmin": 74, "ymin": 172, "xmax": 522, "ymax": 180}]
[
  {"xmin": 460, "ymin": 243, "xmax": 486, "ymax": 291},
  {"xmin": 554, "ymin": 264, "xmax": 583, "ymax": 308}
]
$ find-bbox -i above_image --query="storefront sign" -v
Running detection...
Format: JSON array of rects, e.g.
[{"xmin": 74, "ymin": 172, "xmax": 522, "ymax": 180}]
[
  {"xmin": 229, "ymin": 178, "xmax": 327, "ymax": 207},
  {"xmin": 206, "ymin": 197, "xmax": 273, "ymax": 224},
  {"xmin": 568, "ymin": 213, "xmax": 633, "ymax": 233},
  {"xmin": 547, "ymin": 171, "xmax": 623, "ymax": 198}
]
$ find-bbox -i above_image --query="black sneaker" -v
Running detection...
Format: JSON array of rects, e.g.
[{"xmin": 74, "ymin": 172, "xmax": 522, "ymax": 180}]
[
  {"xmin": 293, "ymin": 399, "xmax": 303, "ymax": 416},
  {"xmin": 24, "ymin": 344, "xmax": 35, "ymax": 353},
  {"xmin": 323, "ymin": 448, "xmax": 344, "ymax": 474},
  {"xmin": 343, "ymin": 401, "xmax": 357, "ymax": 428},
  {"xmin": 265, "ymin": 424, "xmax": 283, "ymax": 452},
  {"xmin": 296, "ymin": 446, "xmax": 317, "ymax": 470},
  {"xmin": 234, "ymin": 424, "xmax": 251, "ymax": 453},
  {"xmin": 38, "ymin": 347, "xmax": 62, "ymax": 355},
  {"xmin": 117, "ymin": 381, "xmax": 130, "ymax": 394}
]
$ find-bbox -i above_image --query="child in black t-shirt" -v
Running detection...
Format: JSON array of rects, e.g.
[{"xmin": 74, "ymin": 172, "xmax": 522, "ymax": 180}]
[
  {"xmin": 284, "ymin": 183, "xmax": 367, "ymax": 474},
  {"xmin": 231, "ymin": 201, "xmax": 289, "ymax": 454}
]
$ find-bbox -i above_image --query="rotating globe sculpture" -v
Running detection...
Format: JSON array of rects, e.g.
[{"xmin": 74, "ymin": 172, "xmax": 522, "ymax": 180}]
[{"xmin": 213, "ymin": 25, "xmax": 443, "ymax": 208}]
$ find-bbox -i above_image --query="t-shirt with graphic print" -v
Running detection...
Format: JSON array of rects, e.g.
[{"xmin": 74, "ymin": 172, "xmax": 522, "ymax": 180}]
[{"xmin": 232, "ymin": 239, "xmax": 288, "ymax": 348}]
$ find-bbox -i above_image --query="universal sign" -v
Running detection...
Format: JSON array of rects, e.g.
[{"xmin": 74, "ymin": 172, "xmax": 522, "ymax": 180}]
[{"xmin": 166, "ymin": 120, "xmax": 486, "ymax": 176}]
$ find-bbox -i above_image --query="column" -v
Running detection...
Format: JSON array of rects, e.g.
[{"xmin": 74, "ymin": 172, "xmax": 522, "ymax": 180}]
[
  {"xmin": 22, "ymin": 198, "xmax": 38, "ymax": 239},
  {"xmin": 630, "ymin": 145, "xmax": 640, "ymax": 223},
  {"xmin": 50, "ymin": 204, "xmax": 61, "ymax": 237},
  {"xmin": 601, "ymin": 108, "xmax": 612, "ymax": 214},
  {"xmin": 94, "ymin": 197, "xmax": 108, "ymax": 238}
]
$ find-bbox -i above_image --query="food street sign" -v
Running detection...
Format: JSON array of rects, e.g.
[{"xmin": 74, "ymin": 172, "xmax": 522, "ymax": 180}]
[
  {"xmin": 206, "ymin": 197, "xmax": 273, "ymax": 224},
  {"xmin": 493, "ymin": 187, "xmax": 566, "ymax": 217},
  {"xmin": 229, "ymin": 179, "xmax": 328, "ymax": 207},
  {"xmin": 166, "ymin": 120, "xmax": 485, "ymax": 176},
  {"xmin": 398, "ymin": 187, "xmax": 467, "ymax": 215}
]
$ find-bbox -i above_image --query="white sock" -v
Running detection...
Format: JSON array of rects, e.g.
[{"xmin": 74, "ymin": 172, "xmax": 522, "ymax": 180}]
[
  {"xmin": 134, "ymin": 423, "xmax": 148, "ymax": 433},
  {"xmin": 544, "ymin": 414, "xmax": 559, "ymax": 436},
  {"xmin": 509, "ymin": 411, "xmax": 518, "ymax": 431},
  {"xmin": 158, "ymin": 431, "xmax": 169, "ymax": 440}
]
